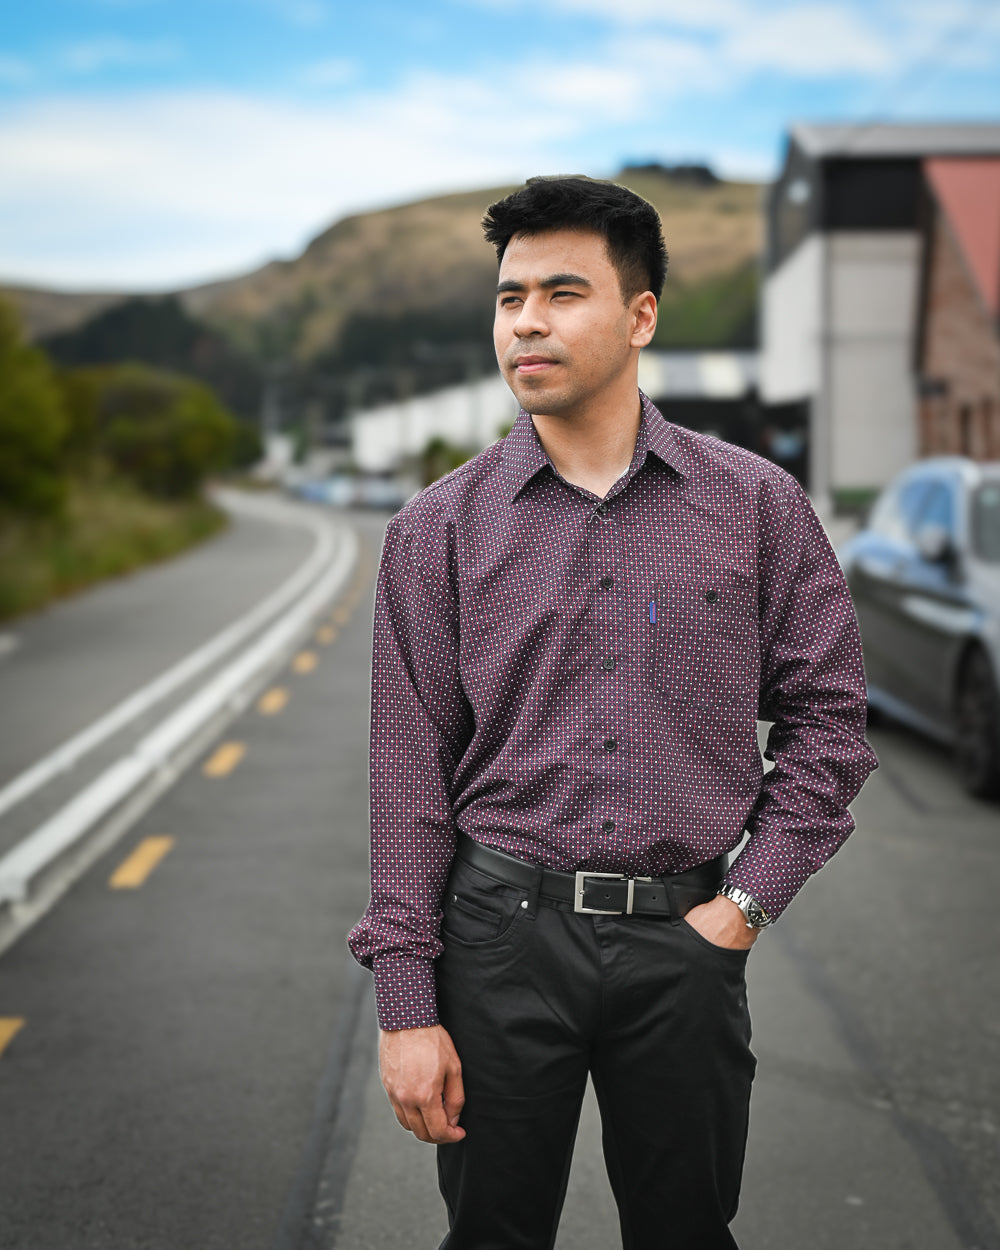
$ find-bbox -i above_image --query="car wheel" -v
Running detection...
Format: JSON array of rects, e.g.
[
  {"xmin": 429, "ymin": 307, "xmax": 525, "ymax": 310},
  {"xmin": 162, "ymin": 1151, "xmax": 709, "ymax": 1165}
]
[{"xmin": 954, "ymin": 648, "xmax": 1000, "ymax": 798}]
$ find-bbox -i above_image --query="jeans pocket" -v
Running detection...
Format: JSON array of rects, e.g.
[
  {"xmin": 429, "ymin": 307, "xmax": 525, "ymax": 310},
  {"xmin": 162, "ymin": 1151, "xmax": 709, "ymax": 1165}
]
[
  {"xmin": 442, "ymin": 868, "xmax": 527, "ymax": 949},
  {"xmin": 679, "ymin": 917, "xmax": 752, "ymax": 963}
]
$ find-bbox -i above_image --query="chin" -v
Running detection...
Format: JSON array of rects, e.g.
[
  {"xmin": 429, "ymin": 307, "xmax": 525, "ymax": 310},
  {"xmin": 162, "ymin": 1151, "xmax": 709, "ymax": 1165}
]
[{"xmin": 507, "ymin": 377, "xmax": 574, "ymax": 416}]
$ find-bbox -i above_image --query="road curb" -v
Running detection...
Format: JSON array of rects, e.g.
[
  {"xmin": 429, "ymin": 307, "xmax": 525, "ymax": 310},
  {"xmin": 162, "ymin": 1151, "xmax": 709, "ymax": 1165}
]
[
  {"xmin": 0, "ymin": 506, "xmax": 358, "ymax": 957},
  {"xmin": 0, "ymin": 488, "xmax": 342, "ymax": 822}
]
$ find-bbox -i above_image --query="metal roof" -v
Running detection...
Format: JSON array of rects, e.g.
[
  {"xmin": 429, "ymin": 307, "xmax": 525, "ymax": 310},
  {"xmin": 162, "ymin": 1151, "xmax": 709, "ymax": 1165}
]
[{"xmin": 791, "ymin": 122, "xmax": 1000, "ymax": 161}]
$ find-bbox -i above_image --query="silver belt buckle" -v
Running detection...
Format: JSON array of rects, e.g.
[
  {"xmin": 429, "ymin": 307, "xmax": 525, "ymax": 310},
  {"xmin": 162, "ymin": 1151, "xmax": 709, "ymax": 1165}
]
[{"xmin": 576, "ymin": 871, "xmax": 658, "ymax": 915}]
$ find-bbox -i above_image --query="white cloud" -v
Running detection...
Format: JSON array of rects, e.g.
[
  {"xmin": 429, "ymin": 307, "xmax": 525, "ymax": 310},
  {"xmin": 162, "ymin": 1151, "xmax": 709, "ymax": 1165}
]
[
  {"xmin": 58, "ymin": 37, "xmax": 180, "ymax": 74},
  {"xmin": 298, "ymin": 57, "xmax": 358, "ymax": 88},
  {"xmin": 709, "ymin": 146, "xmax": 779, "ymax": 181},
  {"xmin": 722, "ymin": 5, "xmax": 891, "ymax": 75},
  {"xmin": 885, "ymin": 0, "xmax": 1000, "ymax": 68},
  {"xmin": 0, "ymin": 52, "xmax": 778, "ymax": 289},
  {"xmin": 0, "ymin": 81, "xmax": 541, "ymax": 287},
  {"xmin": 469, "ymin": 0, "xmax": 742, "ymax": 25},
  {"xmin": 11, "ymin": 0, "xmax": 995, "ymax": 291},
  {"xmin": 463, "ymin": 0, "xmax": 914, "ymax": 78}
]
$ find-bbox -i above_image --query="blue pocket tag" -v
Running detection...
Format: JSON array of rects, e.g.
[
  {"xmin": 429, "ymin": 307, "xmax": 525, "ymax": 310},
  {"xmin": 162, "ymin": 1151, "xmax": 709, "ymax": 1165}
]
[{"xmin": 649, "ymin": 600, "xmax": 656, "ymax": 624}]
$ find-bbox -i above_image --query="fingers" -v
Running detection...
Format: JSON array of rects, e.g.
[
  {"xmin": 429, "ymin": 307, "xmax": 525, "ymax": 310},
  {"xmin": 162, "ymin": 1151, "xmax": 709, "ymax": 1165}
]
[
  {"xmin": 421, "ymin": 1080, "xmax": 466, "ymax": 1144},
  {"xmin": 443, "ymin": 1062, "xmax": 466, "ymax": 1131},
  {"xmin": 378, "ymin": 1024, "xmax": 467, "ymax": 1144},
  {"xmin": 388, "ymin": 1095, "xmax": 410, "ymax": 1133},
  {"xmin": 386, "ymin": 1088, "xmax": 465, "ymax": 1144}
]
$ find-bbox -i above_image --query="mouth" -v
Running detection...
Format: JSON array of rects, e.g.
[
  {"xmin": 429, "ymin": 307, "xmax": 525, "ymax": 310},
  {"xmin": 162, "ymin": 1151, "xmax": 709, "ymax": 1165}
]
[{"xmin": 512, "ymin": 356, "xmax": 559, "ymax": 375}]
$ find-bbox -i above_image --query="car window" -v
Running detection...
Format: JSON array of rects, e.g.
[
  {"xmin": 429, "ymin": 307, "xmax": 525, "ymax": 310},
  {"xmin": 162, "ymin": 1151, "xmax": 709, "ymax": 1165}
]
[
  {"xmin": 972, "ymin": 484, "xmax": 1000, "ymax": 563},
  {"xmin": 869, "ymin": 479, "xmax": 930, "ymax": 543},
  {"xmin": 916, "ymin": 481, "xmax": 958, "ymax": 539}
]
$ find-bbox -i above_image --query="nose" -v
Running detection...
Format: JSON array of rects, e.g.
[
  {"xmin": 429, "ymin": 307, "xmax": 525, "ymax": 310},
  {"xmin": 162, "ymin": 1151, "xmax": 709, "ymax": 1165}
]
[{"xmin": 512, "ymin": 292, "xmax": 548, "ymax": 338}]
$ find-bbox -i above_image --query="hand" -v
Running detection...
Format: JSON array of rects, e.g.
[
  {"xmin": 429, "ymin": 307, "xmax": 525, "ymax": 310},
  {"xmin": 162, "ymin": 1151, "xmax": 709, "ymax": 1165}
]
[
  {"xmin": 684, "ymin": 894, "xmax": 759, "ymax": 951},
  {"xmin": 379, "ymin": 1024, "xmax": 466, "ymax": 1145}
]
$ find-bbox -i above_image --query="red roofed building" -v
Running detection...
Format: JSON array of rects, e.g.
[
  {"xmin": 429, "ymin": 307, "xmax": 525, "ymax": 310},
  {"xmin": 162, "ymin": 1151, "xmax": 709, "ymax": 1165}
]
[{"xmin": 917, "ymin": 158, "xmax": 1000, "ymax": 461}]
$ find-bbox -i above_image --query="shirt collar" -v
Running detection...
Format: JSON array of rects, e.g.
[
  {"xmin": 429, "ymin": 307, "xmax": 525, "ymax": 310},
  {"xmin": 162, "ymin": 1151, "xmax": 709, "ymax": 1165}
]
[
  {"xmin": 639, "ymin": 391, "xmax": 690, "ymax": 480},
  {"xmin": 499, "ymin": 389, "xmax": 690, "ymax": 503},
  {"xmin": 500, "ymin": 406, "xmax": 553, "ymax": 502}
]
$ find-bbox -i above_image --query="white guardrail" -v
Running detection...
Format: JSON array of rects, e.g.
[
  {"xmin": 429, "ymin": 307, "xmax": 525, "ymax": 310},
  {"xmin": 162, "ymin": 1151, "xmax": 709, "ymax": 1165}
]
[
  {"xmin": 0, "ymin": 490, "xmax": 341, "ymax": 821},
  {"xmin": 0, "ymin": 492, "xmax": 358, "ymax": 908}
]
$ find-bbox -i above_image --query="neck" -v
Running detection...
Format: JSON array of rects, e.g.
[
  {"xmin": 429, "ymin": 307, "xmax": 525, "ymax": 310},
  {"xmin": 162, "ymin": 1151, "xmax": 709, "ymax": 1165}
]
[{"xmin": 531, "ymin": 383, "xmax": 642, "ymax": 499}]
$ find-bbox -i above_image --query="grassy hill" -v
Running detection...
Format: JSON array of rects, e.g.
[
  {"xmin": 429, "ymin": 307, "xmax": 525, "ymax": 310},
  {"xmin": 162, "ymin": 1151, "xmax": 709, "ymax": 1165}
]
[
  {"xmin": 179, "ymin": 167, "xmax": 762, "ymax": 362},
  {"xmin": 1, "ymin": 167, "xmax": 762, "ymax": 412}
]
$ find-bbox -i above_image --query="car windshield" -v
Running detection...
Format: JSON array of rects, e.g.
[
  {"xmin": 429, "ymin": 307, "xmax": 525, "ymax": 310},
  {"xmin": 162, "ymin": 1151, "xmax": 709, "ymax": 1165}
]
[{"xmin": 972, "ymin": 483, "xmax": 1000, "ymax": 562}]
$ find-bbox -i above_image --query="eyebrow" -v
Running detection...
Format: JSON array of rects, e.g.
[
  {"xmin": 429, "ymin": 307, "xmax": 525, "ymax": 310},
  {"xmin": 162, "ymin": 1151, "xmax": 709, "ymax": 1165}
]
[{"xmin": 496, "ymin": 272, "xmax": 593, "ymax": 294}]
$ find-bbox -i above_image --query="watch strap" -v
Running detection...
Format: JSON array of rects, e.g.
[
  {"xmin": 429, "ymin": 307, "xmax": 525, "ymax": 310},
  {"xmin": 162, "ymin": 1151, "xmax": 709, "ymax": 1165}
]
[{"xmin": 718, "ymin": 883, "xmax": 773, "ymax": 929}]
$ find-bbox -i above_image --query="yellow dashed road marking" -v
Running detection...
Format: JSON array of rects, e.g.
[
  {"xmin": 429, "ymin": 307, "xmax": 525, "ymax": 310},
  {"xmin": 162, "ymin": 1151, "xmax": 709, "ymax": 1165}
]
[
  {"xmin": 258, "ymin": 686, "xmax": 290, "ymax": 715},
  {"xmin": 110, "ymin": 836, "xmax": 175, "ymax": 889},
  {"xmin": 316, "ymin": 625, "xmax": 336, "ymax": 645},
  {"xmin": 331, "ymin": 606, "xmax": 351, "ymax": 625},
  {"xmin": 293, "ymin": 650, "xmax": 318, "ymax": 673},
  {"xmin": 203, "ymin": 741, "xmax": 246, "ymax": 777},
  {"xmin": 0, "ymin": 1018, "xmax": 25, "ymax": 1057}
]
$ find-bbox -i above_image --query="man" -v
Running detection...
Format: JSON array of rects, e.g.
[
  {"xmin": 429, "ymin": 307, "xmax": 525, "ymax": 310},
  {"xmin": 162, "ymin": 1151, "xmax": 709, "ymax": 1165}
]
[{"xmin": 349, "ymin": 176, "xmax": 877, "ymax": 1249}]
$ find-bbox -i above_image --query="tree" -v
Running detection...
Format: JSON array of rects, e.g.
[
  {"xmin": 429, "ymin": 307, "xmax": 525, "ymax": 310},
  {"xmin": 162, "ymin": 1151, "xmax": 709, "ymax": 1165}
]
[
  {"xmin": 92, "ymin": 365, "xmax": 238, "ymax": 498},
  {"xmin": 419, "ymin": 436, "xmax": 471, "ymax": 487},
  {"xmin": 0, "ymin": 300, "xmax": 69, "ymax": 517}
]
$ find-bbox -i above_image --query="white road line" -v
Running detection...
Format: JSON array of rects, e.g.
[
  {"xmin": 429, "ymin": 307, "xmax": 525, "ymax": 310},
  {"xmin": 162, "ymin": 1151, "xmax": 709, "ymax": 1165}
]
[
  {"xmin": 0, "ymin": 524, "xmax": 358, "ymax": 905},
  {"xmin": 0, "ymin": 490, "xmax": 335, "ymax": 821}
]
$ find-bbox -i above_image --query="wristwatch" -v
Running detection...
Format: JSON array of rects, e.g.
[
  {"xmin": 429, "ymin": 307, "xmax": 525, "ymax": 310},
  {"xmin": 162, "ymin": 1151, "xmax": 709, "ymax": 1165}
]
[{"xmin": 718, "ymin": 884, "xmax": 773, "ymax": 929}]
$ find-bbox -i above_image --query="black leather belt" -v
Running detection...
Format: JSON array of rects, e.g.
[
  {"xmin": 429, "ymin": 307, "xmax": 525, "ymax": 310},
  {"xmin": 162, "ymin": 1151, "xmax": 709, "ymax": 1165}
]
[{"xmin": 455, "ymin": 836, "xmax": 726, "ymax": 919}]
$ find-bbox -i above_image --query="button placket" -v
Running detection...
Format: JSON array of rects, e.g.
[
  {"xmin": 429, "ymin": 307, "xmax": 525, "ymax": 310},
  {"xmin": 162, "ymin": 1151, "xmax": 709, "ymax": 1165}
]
[{"xmin": 590, "ymin": 501, "xmax": 622, "ymax": 803}]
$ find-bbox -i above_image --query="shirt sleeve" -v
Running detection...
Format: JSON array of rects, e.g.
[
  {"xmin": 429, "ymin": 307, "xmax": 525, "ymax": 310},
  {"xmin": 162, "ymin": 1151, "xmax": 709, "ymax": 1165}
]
[
  {"xmin": 346, "ymin": 511, "xmax": 474, "ymax": 1030},
  {"xmin": 723, "ymin": 477, "xmax": 878, "ymax": 919}
]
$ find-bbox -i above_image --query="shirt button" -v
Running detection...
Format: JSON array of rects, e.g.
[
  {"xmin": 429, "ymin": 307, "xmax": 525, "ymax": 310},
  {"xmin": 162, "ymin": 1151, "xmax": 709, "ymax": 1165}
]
[
  {"xmin": 600, "ymin": 575, "xmax": 614, "ymax": 589},
  {"xmin": 602, "ymin": 656, "xmax": 615, "ymax": 671},
  {"xmin": 602, "ymin": 820, "xmax": 615, "ymax": 833},
  {"xmin": 604, "ymin": 738, "xmax": 617, "ymax": 752},
  {"xmin": 595, "ymin": 504, "xmax": 607, "ymax": 518},
  {"xmin": 705, "ymin": 588, "xmax": 719, "ymax": 602}
]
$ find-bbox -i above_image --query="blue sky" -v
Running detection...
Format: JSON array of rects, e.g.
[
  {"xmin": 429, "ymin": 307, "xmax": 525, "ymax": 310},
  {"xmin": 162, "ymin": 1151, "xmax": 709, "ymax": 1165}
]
[{"xmin": 1, "ymin": 0, "xmax": 999, "ymax": 290}]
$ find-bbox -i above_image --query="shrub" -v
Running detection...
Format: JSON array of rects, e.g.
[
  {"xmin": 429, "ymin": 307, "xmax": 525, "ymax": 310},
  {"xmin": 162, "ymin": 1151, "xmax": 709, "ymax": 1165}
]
[
  {"xmin": 64, "ymin": 363, "xmax": 238, "ymax": 498},
  {"xmin": 0, "ymin": 300, "xmax": 69, "ymax": 517}
]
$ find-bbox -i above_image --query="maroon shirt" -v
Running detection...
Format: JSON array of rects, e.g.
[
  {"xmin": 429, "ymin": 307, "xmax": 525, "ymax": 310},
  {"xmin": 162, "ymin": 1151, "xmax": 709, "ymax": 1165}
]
[{"xmin": 348, "ymin": 394, "xmax": 877, "ymax": 1030}]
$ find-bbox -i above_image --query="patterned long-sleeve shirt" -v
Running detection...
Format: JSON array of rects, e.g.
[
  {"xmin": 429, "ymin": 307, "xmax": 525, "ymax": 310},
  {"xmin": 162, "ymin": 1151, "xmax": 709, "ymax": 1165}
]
[{"xmin": 348, "ymin": 393, "xmax": 877, "ymax": 1030}]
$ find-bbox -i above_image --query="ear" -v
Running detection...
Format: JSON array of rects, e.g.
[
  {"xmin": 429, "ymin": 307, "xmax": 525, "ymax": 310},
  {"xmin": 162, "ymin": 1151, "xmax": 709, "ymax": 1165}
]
[{"xmin": 629, "ymin": 292, "xmax": 657, "ymax": 349}]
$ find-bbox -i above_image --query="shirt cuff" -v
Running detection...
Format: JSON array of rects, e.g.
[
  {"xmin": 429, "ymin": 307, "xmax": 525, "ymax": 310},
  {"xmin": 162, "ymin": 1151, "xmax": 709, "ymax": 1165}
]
[
  {"xmin": 372, "ymin": 954, "xmax": 440, "ymax": 1031},
  {"xmin": 722, "ymin": 831, "xmax": 816, "ymax": 922}
]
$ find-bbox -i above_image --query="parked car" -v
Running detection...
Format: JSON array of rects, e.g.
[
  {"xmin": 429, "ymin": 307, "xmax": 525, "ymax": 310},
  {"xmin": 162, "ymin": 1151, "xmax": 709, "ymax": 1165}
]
[
  {"xmin": 839, "ymin": 457, "xmax": 1000, "ymax": 797},
  {"xmin": 287, "ymin": 473, "xmax": 417, "ymax": 512}
]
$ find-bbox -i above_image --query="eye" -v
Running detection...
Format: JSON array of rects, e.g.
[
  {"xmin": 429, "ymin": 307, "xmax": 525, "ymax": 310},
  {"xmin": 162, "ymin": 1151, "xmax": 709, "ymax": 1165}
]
[{"xmin": 499, "ymin": 295, "xmax": 522, "ymax": 308}]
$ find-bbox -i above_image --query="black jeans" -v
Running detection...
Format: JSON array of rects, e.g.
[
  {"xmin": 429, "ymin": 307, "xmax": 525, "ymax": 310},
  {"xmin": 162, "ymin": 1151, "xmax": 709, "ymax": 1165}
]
[{"xmin": 435, "ymin": 855, "xmax": 756, "ymax": 1250}]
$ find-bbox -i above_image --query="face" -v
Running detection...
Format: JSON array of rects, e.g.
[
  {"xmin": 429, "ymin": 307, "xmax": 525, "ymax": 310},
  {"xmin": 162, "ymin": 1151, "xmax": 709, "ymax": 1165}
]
[{"xmin": 493, "ymin": 228, "xmax": 655, "ymax": 418}]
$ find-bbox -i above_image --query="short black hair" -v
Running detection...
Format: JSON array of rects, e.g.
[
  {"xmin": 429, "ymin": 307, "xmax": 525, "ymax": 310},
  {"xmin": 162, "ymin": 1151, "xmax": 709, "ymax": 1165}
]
[{"xmin": 482, "ymin": 176, "xmax": 668, "ymax": 302}]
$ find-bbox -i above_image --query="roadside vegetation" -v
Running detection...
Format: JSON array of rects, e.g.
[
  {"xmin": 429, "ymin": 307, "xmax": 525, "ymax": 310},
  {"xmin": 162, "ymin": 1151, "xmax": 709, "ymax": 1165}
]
[{"xmin": 0, "ymin": 299, "xmax": 260, "ymax": 622}]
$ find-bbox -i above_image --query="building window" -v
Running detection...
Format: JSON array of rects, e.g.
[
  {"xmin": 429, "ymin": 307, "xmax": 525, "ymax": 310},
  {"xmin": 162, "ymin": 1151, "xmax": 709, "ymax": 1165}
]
[
  {"xmin": 959, "ymin": 404, "xmax": 974, "ymax": 457},
  {"xmin": 984, "ymin": 397, "xmax": 999, "ymax": 461}
]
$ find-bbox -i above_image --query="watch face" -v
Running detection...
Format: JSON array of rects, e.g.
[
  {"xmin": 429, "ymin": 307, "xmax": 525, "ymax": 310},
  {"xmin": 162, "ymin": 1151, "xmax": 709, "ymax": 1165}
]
[{"xmin": 746, "ymin": 899, "xmax": 770, "ymax": 927}]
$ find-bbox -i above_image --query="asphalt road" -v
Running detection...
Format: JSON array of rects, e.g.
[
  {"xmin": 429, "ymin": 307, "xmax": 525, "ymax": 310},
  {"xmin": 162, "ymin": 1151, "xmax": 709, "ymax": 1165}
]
[
  {"xmin": 0, "ymin": 492, "xmax": 327, "ymax": 860},
  {"xmin": 1, "ymin": 505, "xmax": 999, "ymax": 1250},
  {"xmin": 0, "ymin": 496, "xmax": 314, "ymax": 788}
]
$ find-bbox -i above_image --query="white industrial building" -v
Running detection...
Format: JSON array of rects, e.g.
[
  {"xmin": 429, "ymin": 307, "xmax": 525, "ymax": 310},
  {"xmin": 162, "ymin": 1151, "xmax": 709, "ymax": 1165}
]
[
  {"xmin": 761, "ymin": 122, "xmax": 1000, "ymax": 511},
  {"xmin": 350, "ymin": 352, "xmax": 761, "ymax": 476}
]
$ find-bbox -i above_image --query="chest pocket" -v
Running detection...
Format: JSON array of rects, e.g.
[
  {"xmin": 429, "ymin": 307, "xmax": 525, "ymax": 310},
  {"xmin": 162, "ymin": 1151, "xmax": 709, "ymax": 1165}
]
[{"xmin": 648, "ymin": 573, "xmax": 759, "ymax": 709}]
